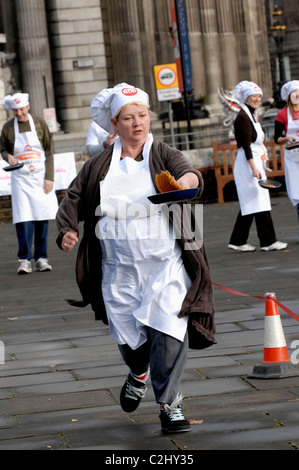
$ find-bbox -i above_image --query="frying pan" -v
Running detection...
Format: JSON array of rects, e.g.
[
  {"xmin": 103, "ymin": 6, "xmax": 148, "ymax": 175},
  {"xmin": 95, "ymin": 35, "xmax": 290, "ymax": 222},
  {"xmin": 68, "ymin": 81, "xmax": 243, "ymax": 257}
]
[
  {"xmin": 3, "ymin": 162, "xmax": 24, "ymax": 172},
  {"xmin": 285, "ymin": 141, "xmax": 299, "ymax": 150},
  {"xmin": 148, "ymin": 188, "xmax": 199, "ymax": 204},
  {"xmin": 258, "ymin": 179, "xmax": 281, "ymax": 189}
]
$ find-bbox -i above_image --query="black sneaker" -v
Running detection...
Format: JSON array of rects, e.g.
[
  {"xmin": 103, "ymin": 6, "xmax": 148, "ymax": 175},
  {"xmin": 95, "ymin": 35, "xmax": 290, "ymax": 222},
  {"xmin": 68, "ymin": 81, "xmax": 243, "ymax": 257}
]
[
  {"xmin": 159, "ymin": 397, "xmax": 191, "ymax": 434},
  {"xmin": 120, "ymin": 372, "xmax": 148, "ymax": 413}
]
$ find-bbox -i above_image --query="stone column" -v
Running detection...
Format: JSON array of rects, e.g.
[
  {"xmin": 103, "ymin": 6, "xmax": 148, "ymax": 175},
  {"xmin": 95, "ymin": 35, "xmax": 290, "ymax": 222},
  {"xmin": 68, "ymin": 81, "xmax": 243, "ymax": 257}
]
[
  {"xmin": 231, "ymin": 0, "xmax": 248, "ymax": 79},
  {"xmin": 187, "ymin": 0, "xmax": 206, "ymax": 97},
  {"xmin": 243, "ymin": 0, "xmax": 273, "ymax": 97},
  {"xmin": 14, "ymin": 0, "xmax": 55, "ymax": 116},
  {"xmin": 136, "ymin": 0, "xmax": 167, "ymax": 103},
  {"xmin": 216, "ymin": 0, "xmax": 239, "ymax": 90},
  {"xmin": 106, "ymin": 0, "xmax": 145, "ymax": 89},
  {"xmin": 199, "ymin": 0, "xmax": 223, "ymax": 108},
  {"xmin": 0, "ymin": 58, "xmax": 6, "ymax": 132}
]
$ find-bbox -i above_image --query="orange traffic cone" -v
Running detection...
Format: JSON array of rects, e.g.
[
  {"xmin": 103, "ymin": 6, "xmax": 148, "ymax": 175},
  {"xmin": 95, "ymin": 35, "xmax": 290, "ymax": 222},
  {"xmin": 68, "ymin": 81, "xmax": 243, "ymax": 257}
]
[
  {"xmin": 263, "ymin": 292, "xmax": 290, "ymax": 364},
  {"xmin": 248, "ymin": 293, "xmax": 299, "ymax": 379}
]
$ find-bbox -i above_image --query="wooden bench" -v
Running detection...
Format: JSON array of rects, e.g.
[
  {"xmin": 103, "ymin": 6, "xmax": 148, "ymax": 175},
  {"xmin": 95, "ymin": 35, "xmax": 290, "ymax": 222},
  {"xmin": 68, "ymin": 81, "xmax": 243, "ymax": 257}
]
[{"xmin": 212, "ymin": 140, "xmax": 285, "ymax": 204}]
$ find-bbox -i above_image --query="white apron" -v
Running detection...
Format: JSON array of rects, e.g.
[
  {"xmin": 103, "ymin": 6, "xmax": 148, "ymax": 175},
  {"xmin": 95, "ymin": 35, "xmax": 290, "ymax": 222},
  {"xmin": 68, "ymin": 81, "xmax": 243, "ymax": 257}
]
[
  {"xmin": 284, "ymin": 109, "xmax": 299, "ymax": 206},
  {"xmin": 98, "ymin": 135, "xmax": 190, "ymax": 350},
  {"xmin": 11, "ymin": 114, "xmax": 58, "ymax": 224},
  {"xmin": 234, "ymin": 105, "xmax": 271, "ymax": 216}
]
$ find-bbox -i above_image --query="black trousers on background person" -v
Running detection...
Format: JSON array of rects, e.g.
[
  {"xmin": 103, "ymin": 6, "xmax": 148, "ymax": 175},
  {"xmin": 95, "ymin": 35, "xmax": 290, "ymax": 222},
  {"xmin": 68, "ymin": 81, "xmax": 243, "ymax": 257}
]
[{"xmin": 229, "ymin": 210, "xmax": 277, "ymax": 247}]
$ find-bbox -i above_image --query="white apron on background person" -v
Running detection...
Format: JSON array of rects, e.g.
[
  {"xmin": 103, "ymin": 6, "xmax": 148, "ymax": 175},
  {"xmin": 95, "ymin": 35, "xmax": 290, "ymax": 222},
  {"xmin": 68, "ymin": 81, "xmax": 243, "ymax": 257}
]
[
  {"xmin": 11, "ymin": 114, "xmax": 58, "ymax": 224},
  {"xmin": 98, "ymin": 135, "xmax": 190, "ymax": 350},
  {"xmin": 234, "ymin": 105, "xmax": 271, "ymax": 216},
  {"xmin": 284, "ymin": 109, "xmax": 299, "ymax": 206}
]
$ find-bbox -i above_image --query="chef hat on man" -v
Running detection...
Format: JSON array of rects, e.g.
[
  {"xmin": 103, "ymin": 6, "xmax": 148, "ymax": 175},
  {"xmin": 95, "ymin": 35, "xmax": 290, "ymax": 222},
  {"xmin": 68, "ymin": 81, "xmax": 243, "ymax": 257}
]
[
  {"xmin": 91, "ymin": 83, "xmax": 149, "ymax": 133},
  {"xmin": 2, "ymin": 93, "xmax": 29, "ymax": 111},
  {"xmin": 280, "ymin": 80, "xmax": 299, "ymax": 101},
  {"xmin": 235, "ymin": 81, "xmax": 263, "ymax": 104}
]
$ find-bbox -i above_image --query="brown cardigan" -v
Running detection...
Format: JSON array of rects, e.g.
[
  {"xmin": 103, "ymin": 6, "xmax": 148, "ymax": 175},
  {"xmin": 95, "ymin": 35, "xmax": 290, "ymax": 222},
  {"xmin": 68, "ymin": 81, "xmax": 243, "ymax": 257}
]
[{"xmin": 56, "ymin": 140, "xmax": 216, "ymax": 349}]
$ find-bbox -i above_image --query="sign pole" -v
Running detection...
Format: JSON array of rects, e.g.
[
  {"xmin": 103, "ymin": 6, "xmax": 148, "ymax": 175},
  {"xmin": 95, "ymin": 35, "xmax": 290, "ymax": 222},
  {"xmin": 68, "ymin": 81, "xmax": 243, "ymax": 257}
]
[{"xmin": 168, "ymin": 101, "xmax": 175, "ymax": 148}]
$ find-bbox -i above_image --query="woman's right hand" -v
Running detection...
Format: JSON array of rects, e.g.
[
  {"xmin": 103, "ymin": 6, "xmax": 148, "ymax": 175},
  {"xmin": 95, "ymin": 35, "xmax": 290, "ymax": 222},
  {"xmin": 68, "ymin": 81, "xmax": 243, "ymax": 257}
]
[{"xmin": 62, "ymin": 231, "xmax": 79, "ymax": 251}]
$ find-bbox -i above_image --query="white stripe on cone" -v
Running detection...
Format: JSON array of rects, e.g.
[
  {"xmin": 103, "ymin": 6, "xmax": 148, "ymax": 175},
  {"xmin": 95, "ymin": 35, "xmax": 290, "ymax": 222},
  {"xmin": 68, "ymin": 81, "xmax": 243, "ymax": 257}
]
[{"xmin": 264, "ymin": 315, "xmax": 287, "ymax": 349}]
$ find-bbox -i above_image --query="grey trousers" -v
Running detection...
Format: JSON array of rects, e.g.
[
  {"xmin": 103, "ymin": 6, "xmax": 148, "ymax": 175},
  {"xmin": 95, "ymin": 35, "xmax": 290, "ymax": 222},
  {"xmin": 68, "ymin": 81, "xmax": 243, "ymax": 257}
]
[{"xmin": 118, "ymin": 327, "xmax": 188, "ymax": 404}]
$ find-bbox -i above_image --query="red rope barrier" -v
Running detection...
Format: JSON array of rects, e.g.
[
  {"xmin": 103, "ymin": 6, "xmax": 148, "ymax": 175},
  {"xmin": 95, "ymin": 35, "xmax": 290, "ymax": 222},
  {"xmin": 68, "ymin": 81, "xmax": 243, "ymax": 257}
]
[{"xmin": 212, "ymin": 282, "xmax": 299, "ymax": 323}]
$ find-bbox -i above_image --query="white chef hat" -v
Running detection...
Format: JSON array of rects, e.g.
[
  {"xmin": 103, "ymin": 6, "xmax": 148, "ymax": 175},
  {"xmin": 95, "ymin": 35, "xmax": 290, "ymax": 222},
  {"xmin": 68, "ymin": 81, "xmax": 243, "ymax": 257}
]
[
  {"xmin": 2, "ymin": 93, "xmax": 30, "ymax": 111},
  {"xmin": 280, "ymin": 80, "xmax": 299, "ymax": 101},
  {"xmin": 91, "ymin": 82, "xmax": 149, "ymax": 133},
  {"xmin": 234, "ymin": 81, "xmax": 263, "ymax": 104}
]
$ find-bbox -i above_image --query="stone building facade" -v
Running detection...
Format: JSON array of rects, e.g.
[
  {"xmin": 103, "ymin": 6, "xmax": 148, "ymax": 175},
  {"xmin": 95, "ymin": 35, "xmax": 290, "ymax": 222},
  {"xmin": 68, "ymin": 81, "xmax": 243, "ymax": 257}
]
[{"xmin": 0, "ymin": 0, "xmax": 295, "ymax": 136}]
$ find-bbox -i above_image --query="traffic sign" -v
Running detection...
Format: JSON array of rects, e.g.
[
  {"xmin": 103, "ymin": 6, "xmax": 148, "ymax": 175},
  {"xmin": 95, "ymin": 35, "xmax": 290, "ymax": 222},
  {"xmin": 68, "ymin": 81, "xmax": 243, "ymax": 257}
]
[{"xmin": 153, "ymin": 63, "xmax": 181, "ymax": 102}]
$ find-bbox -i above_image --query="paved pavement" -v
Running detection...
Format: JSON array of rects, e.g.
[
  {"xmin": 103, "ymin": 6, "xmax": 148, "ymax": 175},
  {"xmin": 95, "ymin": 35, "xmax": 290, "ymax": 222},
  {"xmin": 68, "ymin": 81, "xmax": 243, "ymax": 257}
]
[{"xmin": 0, "ymin": 194, "xmax": 299, "ymax": 452}]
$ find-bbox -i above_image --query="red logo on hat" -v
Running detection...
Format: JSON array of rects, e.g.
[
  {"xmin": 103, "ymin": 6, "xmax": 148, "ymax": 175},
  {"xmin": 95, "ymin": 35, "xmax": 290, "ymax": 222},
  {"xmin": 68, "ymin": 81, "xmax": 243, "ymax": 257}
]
[
  {"xmin": 14, "ymin": 97, "xmax": 21, "ymax": 104},
  {"xmin": 122, "ymin": 87, "xmax": 138, "ymax": 96}
]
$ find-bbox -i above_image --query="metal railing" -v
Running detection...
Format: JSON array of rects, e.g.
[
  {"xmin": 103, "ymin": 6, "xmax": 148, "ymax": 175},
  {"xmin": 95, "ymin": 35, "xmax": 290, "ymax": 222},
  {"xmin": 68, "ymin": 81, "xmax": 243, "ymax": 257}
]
[
  {"xmin": 154, "ymin": 127, "xmax": 231, "ymax": 151},
  {"xmin": 53, "ymin": 126, "xmax": 234, "ymax": 156}
]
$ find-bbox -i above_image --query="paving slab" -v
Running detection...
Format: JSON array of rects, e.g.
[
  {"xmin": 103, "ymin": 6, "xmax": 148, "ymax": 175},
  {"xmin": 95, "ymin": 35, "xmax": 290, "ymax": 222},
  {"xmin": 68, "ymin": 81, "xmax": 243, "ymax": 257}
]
[{"xmin": 0, "ymin": 195, "xmax": 299, "ymax": 451}]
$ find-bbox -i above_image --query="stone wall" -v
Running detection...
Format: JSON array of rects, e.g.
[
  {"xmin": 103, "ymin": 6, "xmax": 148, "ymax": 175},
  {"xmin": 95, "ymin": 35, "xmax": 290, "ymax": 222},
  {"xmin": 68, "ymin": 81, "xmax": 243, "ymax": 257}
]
[
  {"xmin": 0, "ymin": 52, "xmax": 6, "ymax": 130},
  {"xmin": 46, "ymin": 0, "xmax": 108, "ymax": 133},
  {"xmin": 1, "ymin": 0, "xmax": 274, "ymax": 135}
]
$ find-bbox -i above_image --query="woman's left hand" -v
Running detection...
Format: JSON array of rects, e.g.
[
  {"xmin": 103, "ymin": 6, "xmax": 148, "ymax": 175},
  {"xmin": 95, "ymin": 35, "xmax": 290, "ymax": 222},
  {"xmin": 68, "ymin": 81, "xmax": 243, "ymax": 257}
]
[
  {"xmin": 252, "ymin": 167, "xmax": 262, "ymax": 179},
  {"xmin": 177, "ymin": 172, "xmax": 199, "ymax": 189},
  {"xmin": 248, "ymin": 159, "xmax": 261, "ymax": 179}
]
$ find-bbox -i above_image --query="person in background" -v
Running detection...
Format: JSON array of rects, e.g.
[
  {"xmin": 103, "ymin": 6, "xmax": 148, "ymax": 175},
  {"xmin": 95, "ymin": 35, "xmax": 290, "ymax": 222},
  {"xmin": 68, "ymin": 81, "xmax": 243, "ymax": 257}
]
[
  {"xmin": 56, "ymin": 82, "xmax": 216, "ymax": 434},
  {"xmin": 228, "ymin": 81, "xmax": 287, "ymax": 252},
  {"xmin": 1, "ymin": 93, "xmax": 58, "ymax": 274},
  {"xmin": 274, "ymin": 80, "xmax": 299, "ymax": 224},
  {"xmin": 86, "ymin": 121, "xmax": 117, "ymax": 157}
]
